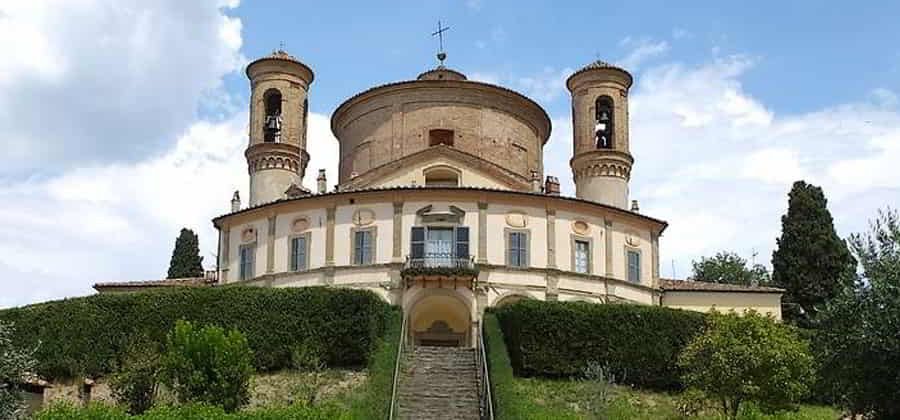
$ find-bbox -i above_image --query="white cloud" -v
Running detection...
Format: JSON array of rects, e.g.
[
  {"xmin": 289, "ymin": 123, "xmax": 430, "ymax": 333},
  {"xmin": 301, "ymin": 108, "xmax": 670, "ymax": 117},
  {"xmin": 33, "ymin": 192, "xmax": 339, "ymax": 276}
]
[
  {"xmin": 0, "ymin": 0, "xmax": 244, "ymax": 173},
  {"xmin": 617, "ymin": 37, "xmax": 670, "ymax": 70},
  {"xmin": 0, "ymin": 111, "xmax": 337, "ymax": 308}
]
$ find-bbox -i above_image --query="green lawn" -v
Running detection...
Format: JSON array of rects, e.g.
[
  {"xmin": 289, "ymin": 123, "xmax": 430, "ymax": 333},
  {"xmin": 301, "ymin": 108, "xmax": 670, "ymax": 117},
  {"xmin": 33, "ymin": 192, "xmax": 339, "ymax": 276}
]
[{"xmin": 509, "ymin": 376, "xmax": 841, "ymax": 420}]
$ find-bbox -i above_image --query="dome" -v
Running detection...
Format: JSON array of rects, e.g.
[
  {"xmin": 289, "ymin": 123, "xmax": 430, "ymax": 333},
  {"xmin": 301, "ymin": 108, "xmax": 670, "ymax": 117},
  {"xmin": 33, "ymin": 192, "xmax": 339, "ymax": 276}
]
[{"xmin": 566, "ymin": 59, "xmax": 632, "ymax": 90}]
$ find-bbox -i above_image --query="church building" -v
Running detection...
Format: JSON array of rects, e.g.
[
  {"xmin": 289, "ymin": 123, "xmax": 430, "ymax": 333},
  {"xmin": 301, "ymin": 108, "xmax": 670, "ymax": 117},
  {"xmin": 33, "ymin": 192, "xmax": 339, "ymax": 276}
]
[{"xmin": 96, "ymin": 49, "xmax": 783, "ymax": 347}]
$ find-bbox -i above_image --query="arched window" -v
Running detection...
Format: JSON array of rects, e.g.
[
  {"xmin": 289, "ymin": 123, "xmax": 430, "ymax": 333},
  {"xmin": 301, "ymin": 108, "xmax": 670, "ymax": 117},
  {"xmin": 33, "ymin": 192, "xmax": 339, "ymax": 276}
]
[
  {"xmin": 594, "ymin": 96, "xmax": 614, "ymax": 149},
  {"xmin": 263, "ymin": 89, "xmax": 283, "ymax": 142},
  {"xmin": 424, "ymin": 166, "xmax": 460, "ymax": 187}
]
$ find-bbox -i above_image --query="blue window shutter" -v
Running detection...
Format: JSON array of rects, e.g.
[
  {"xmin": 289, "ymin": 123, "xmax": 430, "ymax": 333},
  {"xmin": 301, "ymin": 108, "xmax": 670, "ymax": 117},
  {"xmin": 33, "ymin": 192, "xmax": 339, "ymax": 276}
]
[
  {"xmin": 455, "ymin": 227, "xmax": 469, "ymax": 259},
  {"xmin": 411, "ymin": 227, "xmax": 425, "ymax": 259}
]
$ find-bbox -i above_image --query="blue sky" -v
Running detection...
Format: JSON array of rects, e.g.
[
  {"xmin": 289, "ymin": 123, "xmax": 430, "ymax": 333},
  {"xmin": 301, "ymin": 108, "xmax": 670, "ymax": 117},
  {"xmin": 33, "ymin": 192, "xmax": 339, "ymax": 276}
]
[{"xmin": 1, "ymin": 0, "xmax": 898, "ymax": 307}]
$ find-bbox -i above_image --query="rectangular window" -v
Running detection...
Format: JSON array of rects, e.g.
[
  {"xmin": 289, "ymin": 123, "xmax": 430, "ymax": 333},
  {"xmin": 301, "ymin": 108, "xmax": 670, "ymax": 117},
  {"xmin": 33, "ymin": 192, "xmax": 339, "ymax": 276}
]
[
  {"xmin": 627, "ymin": 250, "xmax": 641, "ymax": 283},
  {"xmin": 354, "ymin": 230, "xmax": 374, "ymax": 265},
  {"xmin": 410, "ymin": 227, "xmax": 425, "ymax": 260},
  {"xmin": 574, "ymin": 240, "xmax": 590, "ymax": 274},
  {"xmin": 507, "ymin": 231, "xmax": 528, "ymax": 268},
  {"xmin": 455, "ymin": 227, "xmax": 470, "ymax": 260},
  {"xmin": 290, "ymin": 236, "xmax": 307, "ymax": 271},
  {"xmin": 239, "ymin": 245, "xmax": 255, "ymax": 281}
]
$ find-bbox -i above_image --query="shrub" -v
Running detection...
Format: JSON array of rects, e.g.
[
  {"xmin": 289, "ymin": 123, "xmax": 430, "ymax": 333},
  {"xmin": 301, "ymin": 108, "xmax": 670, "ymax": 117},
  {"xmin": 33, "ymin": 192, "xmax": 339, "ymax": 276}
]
[
  {"xmin": 109, "ymin": 340, "xmax": 162, "ymax": 414},
  {"xmin": 348, "ymin": 307, "xmax": 401, "ymax": 419},
  {"xmin": 0, "ymin": 321, "xmax": 36, "ymax": 420},
  {"xmin": 678, "ymin": 311, "xmax": 814, "ymax": 420},
  {"xmin": 581, "ymin": 361, "xmax": 618, "ymax": 418},
  {"xmin": 493, "ymin": 300, "xmax": 707, "ymax": 390},
  {"xmin": 482, "ymin": 313, "xmax": 569, "ymax": 420},
  {"xmin": 0, "ymin": 287, "xmax": 389, "ymax": 379},
  {"xmin": 161, "ymin": 320, "xmax": 254, "ymax": 412},
  {"xmin": 34, "ymin": 402, "xmax": 351, "ymax": 419}
]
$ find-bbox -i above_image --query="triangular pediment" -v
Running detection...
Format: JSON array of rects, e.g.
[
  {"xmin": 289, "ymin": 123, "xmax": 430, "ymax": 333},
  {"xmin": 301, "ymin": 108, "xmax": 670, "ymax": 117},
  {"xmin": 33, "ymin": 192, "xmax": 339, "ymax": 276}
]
[{"xmin": 340, "ymin": 145, "xmax": 531, "ymax": 191}]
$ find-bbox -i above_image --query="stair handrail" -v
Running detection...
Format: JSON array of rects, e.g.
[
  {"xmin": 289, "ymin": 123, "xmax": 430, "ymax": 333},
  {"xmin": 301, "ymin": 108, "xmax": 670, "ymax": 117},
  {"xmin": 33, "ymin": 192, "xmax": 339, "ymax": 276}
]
[
  {"xmin": 388, "ymin": 310, "xmax": 407, "ymax": 420},
  {"xmin": 478, "ymin": 321, "xmax": 495, "ymax": 420}
]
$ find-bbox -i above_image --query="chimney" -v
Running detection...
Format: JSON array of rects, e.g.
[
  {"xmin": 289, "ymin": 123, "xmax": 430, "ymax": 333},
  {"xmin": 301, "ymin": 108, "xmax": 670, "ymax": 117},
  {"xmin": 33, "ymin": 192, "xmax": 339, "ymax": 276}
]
[
  {"xmin": 230, "ymin": 190, "xmax": 241, "ymax": 212},
  {"xmin": 544, "ymin": 176, "xmax": 560, "ymax": 196},
  {"xmin": 317, "ymin": 169, "xmax": 327, "ymax": 194},
  {"xmin": 530, "ymin": 170, "xmax": 542, "ymax": 193},
  {"xmin": 630, "ymin": 200, "xmax": 640, "ymax": 212}
]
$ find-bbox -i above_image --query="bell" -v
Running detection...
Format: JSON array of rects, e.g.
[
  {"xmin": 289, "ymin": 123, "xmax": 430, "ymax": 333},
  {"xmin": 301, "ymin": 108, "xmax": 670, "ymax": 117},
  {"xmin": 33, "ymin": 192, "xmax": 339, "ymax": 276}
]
[{"xmin": 600, "ymin": 111, "xmax": 609, "ymax": 121}]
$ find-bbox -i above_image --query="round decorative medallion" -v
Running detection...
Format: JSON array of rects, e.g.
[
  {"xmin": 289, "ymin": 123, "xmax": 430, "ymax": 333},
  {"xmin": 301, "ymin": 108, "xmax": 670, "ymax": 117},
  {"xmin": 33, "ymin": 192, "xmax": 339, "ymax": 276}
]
[
  {"xmin": 241, "ymin": 227, "xmax": 256, "ymax": 243},
  {"xmin": 505, "ymin": 211, "xmax": 528, "ymax": 228},
  {"xmin": 352, "ymin": 209, "xmax": 376, "ymax": 226},
  {"xmin": 572, "ymin": 220, "xmax": 591, "ymax": 235},
  {"xmin": 291, "ymin": 217, "xmax": 310, "ymax": 233},
  {"xmin": 625, "ymin": 233, "xmax": 640, "ymax": 247}
]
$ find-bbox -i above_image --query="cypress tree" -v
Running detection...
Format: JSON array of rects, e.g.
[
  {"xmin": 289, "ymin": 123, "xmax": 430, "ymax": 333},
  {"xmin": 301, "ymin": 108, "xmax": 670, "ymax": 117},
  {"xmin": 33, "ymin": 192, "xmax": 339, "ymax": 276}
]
[
  {"xmin": 771, "ymin": 181, "xmax": 856, "ymax": 327},
  {"xmin": 167, "ymin": 228, "xmax": 204, "ymax": 279}
]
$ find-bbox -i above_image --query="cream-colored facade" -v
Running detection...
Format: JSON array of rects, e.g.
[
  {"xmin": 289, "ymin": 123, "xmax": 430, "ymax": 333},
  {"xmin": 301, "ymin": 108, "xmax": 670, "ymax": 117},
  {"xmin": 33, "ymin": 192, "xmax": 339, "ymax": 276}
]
[{"xmin": 203, "ymin": 51, "xmax": 783, "ymax": 347}]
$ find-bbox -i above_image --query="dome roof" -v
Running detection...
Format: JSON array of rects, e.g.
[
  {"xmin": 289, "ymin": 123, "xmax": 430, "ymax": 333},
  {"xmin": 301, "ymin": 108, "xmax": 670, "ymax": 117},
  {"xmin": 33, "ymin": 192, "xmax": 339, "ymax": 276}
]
[
  {"xmin": 245, "ymin": 49, "xmax": 314, "ymax": 82},
  {"xmin": 416, "ymin": 66, "xmax": 468, "ymax": 81}
]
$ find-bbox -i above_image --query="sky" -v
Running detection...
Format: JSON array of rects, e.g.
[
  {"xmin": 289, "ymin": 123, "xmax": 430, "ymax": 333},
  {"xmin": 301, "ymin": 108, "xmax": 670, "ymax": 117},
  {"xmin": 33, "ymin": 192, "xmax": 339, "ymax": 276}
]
[{"xmin": 1, "ymin": 0, "xmax": 898, "ymax": 308}]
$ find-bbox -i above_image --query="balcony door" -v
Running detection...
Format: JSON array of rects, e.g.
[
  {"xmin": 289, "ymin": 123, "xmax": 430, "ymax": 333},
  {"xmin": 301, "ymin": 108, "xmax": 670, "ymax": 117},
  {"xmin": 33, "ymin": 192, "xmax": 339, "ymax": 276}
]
[{"xmin": 425, "ymin": 227, "xmax": 454, "ymax": 267}]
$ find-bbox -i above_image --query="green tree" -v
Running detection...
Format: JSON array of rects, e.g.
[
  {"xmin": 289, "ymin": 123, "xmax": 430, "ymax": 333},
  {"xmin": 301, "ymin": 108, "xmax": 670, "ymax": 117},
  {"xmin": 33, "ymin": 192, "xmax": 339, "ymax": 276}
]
[
  {"xmin": 0, "ymin": 321, "xmax": 36, "ymax": 420},
  {"xmin": 166, "ymin": 228, "xmax": 204, "ymax": 279},
  {"xmin": 691, "ymin": 251, "xmax": 771, "ymax": 286},
  {"xmin": 771, "ymin": 181, "xmax": 856, "ymax": 326},
  {"xmin": 678, "ymin": 311, "xmax": 814, "ymax": 420},
  {"xmin": 109, "ymin": 340, "xmax": 161, "ymax": 414},
  {"xmin": 816, "ymin": 208, "xmax": 900, "ymax": 419},
  {"xmin": 161, "ymin": 320, "xmax": 254, "ymax": 412}
]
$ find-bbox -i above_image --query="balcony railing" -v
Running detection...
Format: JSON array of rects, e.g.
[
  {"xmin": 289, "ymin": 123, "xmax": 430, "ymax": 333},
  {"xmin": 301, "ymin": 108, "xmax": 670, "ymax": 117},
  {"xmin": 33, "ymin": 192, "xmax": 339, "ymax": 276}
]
[{"xmin": 401, "ymin": 253, "xmax": 478, "ymax": 279}]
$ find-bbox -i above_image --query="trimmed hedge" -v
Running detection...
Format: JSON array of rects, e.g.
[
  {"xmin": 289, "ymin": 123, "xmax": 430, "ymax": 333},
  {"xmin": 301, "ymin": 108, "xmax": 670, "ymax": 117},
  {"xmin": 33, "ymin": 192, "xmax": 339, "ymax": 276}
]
[
  {"xmin": 494, "ymin": 300, "xmax": 707, "ymax": 390},
  {"xmin": 0, "ymin": 287, "xmax": 390, "ymax": 379},
  {"xmin": 483, "ymin": 313, "xmax": 574, "ymax": 420}
]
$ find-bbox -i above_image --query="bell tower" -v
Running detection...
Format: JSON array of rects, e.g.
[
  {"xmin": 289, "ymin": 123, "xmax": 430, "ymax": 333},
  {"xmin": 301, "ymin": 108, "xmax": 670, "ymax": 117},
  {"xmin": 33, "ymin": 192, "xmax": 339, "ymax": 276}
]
[
  {"xmin": 566, "ymin": 60, "xmax": 634, "ymax": 209},
  {"xmin": 245, "ymin": 49, "xmax": 314, "ymax": 206}
]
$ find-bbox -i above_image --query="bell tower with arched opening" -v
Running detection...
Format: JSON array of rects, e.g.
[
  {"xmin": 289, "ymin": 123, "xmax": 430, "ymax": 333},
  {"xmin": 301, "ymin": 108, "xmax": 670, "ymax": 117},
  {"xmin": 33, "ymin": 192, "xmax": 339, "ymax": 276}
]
[
  {"xmin": 567, "ymin": 60, "xmax": 634, "ymax": 209},
  {"xmin": 245, "ymin": 50, "xmax": 314, "ymax": 206}
]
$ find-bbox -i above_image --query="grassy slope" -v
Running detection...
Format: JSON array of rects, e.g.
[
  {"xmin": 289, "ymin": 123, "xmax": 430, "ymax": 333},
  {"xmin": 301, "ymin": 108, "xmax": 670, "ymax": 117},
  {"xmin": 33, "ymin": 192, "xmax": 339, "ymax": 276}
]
[
  {"xmin": 512, "ymin": 377, "xmax": 840, "ymax": 420},
  {"xmin": 484, "ymin": 313, "xmax": 839, "ymax": 420}
]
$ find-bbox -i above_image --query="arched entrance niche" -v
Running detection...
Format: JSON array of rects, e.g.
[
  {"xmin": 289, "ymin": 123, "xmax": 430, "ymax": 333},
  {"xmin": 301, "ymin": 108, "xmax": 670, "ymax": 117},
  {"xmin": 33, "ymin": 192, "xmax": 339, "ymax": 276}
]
[{"xmin": 407, "ymin": 289, "xmax": 473, "ymax": 347}]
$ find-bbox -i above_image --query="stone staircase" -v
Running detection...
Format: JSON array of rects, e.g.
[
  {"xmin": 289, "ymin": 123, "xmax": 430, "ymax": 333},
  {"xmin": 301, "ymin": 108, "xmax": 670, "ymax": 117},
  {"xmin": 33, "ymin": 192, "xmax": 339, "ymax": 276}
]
[{"xmin": 396, "ymin": 346, "xmax": 480, "ymax": 420}]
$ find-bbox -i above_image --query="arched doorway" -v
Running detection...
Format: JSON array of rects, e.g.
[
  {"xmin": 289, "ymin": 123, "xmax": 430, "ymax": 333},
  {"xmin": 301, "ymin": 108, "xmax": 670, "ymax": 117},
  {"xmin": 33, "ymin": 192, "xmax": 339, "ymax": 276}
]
[{"xmin": 408, "ymin": 292, "xmax": 472, "ymax": 347}]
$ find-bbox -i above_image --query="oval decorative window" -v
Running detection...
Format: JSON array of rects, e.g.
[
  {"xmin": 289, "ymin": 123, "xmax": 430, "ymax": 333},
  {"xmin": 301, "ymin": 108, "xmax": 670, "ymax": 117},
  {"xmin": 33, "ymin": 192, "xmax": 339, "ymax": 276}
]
[
  {"xmin": 572, "ymin": 220, "xmax": 591, "ymax": 235},
  {"xmin": 352, "ymin": 209, "xmax": 376, "ymax": 226},
  {"xmin": 241, "ymin": 227, "xmax": 257, "ymax": 243},
  {"xmin": 505, "ymin": 211, "xmax": 528, "ymax": 228},
  {"xmin": 291, "ymin": 217, "xmax": 310, "ymax": 233}
]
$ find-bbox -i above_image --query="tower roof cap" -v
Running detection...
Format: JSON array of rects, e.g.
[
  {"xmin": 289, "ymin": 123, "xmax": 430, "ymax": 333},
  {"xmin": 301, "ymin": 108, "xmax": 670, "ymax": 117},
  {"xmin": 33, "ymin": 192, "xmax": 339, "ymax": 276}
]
[
  {"xmin": 245, "ymin": 49, "xmax": 314, "ymax": 82},
  {"xmin": 566, "ymin": 59, "xmax": 633, "ymax": 89}
]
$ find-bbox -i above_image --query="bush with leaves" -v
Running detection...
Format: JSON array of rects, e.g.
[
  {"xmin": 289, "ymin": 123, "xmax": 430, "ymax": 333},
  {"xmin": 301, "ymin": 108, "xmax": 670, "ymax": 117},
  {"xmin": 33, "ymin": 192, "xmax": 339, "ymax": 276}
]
[
  {"xmin": 0, "ymin": 287, "xmax": 389, "ymax": 379},
  {"xmin": 109, "ymin": 340, "xmax": 162, "ymax": 414},
  {"xmin": 290, "ymin": 340, "xmax": 327, "ymax": 406},
  {"xmin": 815, "ymin": 208, "xmax": 900, "ymax": 419},
  {"xmin": 494, "ymin": 300, "xmax": 707, "ymax": 390},
  {"xmin": 0, "ymin": 321, "xmax": 36, "ymax": 420},
  {"xmin": 581, "ymin": 361, "xmax": 618, "ymax": 418},
  {"xmin": 161, "ymin": 320, "xmax": 254, "ymax": 412},
  {"xmin": 691, "ymin": 251, "xmax": 771, "ymax": 286},
  {"xmin": 678, "ymin": 310, "xmax": 814, "ymax": 420}
]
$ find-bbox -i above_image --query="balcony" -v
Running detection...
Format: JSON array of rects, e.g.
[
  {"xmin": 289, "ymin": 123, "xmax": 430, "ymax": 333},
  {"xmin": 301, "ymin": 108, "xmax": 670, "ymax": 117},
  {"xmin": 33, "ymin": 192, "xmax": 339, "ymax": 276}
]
[{"xmin": 401, "ymin": 253, "xmax": 479, "ymax": 288}]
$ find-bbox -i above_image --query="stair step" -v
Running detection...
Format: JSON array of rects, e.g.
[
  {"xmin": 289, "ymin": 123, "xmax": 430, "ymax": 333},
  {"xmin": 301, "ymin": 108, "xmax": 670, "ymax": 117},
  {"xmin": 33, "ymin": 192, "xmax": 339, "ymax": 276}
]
[{"xmin": 396, "ymin": 346, "xmax": 481, "ymax": 420}]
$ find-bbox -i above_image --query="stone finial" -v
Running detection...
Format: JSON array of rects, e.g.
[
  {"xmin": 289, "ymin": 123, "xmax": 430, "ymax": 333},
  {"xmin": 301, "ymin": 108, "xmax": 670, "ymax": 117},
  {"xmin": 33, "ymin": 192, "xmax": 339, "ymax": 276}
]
[
  {"xmin": 544, "ymin": 176, "xmax": 560, "ymax": 196},
  {"xmin": 317, "ymin": 169, "xmax": 327, "ymax": 194},
  {"xmin": 284, "ymin": 183, "xmax": 310, "ymax": 199},
  {"xmin": 631, "ymin": 200, "xmax": 640, "ymax": 212},
  {"xmin": 230, "ymin": 190, "xmax": 241, "ymax": 212}
]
